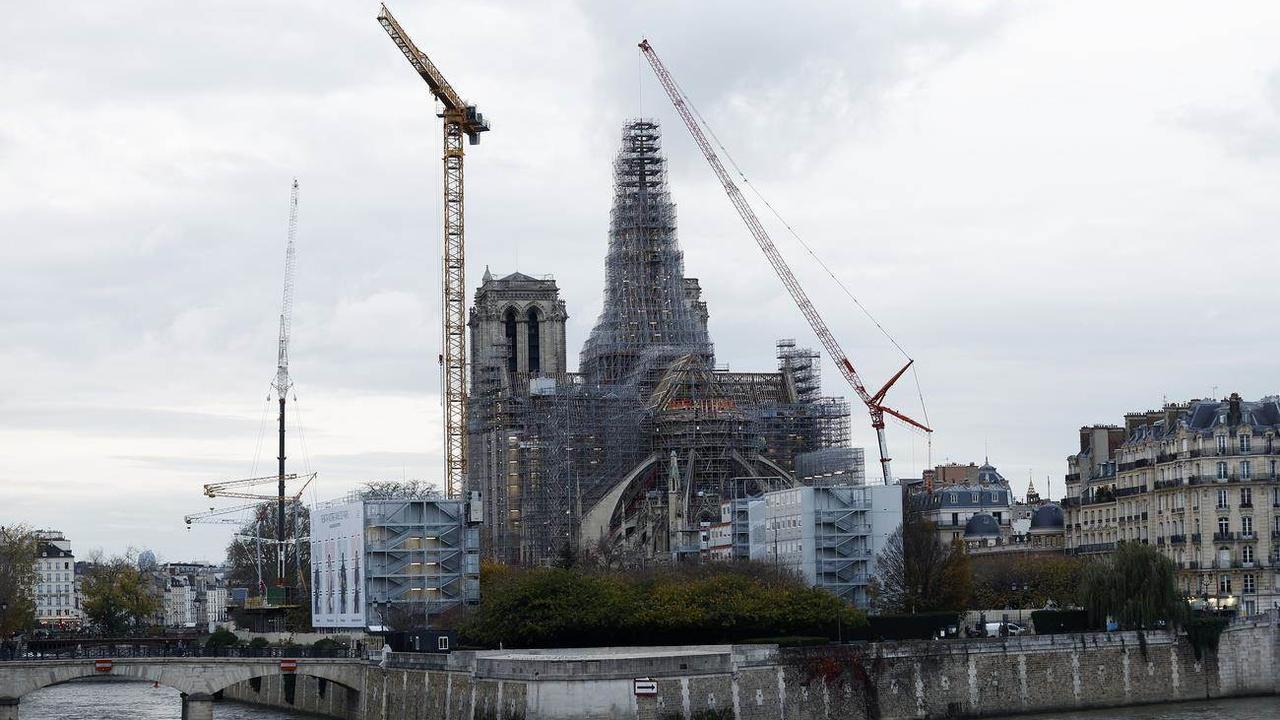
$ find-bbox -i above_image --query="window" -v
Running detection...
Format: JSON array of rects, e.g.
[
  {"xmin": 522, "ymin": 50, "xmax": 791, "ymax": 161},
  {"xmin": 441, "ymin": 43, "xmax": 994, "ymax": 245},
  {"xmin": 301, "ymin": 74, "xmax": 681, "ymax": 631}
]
[
  {"xmin": 1218, "ymin": 517, "xmax": 1230, "ymax": 535},
  {"xmin": 1241, "ymin": 487, "xmax": 1252, "ymax": 507},
  {"xmin": 1241, "ymin": 461, "xmax": 1251, "ymax": 480},
  {"xmin": 1242, "ymin": 516, "xmax": 1253, "ymax": 534},
  {"xmin": 1243, "ymin": 545, "xmax": 1255, "ymax": 563},
  {"xmin": 1217, "ymin": 489, "xmax": 1228, "ymax": 509},
  {"xmin": 1219, "ymin": 575, "xmax": 1233, "ymax": 594},
  {"xmin": 503, "ymin": 307, "xmax": 519, "ymax": 372},
  {"xmin": 1240, "ymin": 435, "xmax": 1251, "ymax": 453},
  {"xmin": 1217, "ymin": 462, "xmax": 1229, "ymax": 479},
  {"xmin": 1244, "ymin": 574, "xmax": 1256, "ymax": 594},
  {"xmin": 1218, "ymin": 436, "xmax": 1228, "ymax": 454},
  {"xmin": 526, "ymin": 307, "xmax": 541, "ymax": 374}
]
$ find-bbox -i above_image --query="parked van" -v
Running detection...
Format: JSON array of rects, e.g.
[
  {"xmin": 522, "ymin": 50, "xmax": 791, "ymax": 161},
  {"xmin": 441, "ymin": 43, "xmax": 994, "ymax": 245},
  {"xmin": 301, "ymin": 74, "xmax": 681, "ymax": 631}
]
[{"xmin": 984, "ymin": 621, "xmax": 1029, "ymax": 637}]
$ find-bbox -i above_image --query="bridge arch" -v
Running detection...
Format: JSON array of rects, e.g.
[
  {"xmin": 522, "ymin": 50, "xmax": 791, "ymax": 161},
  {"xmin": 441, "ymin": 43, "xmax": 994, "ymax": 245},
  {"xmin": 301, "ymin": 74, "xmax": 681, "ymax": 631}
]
[{"xmin": 0, "ymin": 659, "xmax": 364, "ymax": 720}]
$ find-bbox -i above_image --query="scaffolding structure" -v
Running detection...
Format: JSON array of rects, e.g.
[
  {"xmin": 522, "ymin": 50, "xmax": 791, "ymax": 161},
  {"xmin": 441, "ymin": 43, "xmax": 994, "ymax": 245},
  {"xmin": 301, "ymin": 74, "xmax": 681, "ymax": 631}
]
[{"xmin": 466, "ymin": 120, "xmax": 854, "ymax": 566}]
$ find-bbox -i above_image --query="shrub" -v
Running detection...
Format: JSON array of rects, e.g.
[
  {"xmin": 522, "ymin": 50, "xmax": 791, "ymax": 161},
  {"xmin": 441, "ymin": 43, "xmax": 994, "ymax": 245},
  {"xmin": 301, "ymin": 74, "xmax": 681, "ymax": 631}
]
[
  {"xmin": 311, "ymin": 637, "xmax": 345, "ymax": 657},
  {"xmin": 204, "ymin": 627, "xmax": 239, "ymax": 649},
  {"xmin": 458, "ymin": 562, "xmax": 865, "ymax": 649},
  {"xmin": 247, "ymin": 637, "xmax": 270, "ymax": 650},
  {"xmin": 1029, "ymin": 609, "xmax": 1090, "ymax": 635},
  {"xmin": 850, "ymin": 612, "xmax": 960, "ymax": 641}
]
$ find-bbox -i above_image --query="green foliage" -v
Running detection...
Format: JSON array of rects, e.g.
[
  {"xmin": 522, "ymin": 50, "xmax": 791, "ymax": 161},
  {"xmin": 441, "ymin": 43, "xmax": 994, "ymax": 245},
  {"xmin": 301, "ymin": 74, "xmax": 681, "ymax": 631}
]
[
  {"xmin": 248, "ymin": 637, "xmax": 270, "ymax": 650},
  {"xmin": 310, "ymin": 637, "xmax": 345, "ymax": 657},
  {"xmin": 81, "ymin": 551, "xmax": 162, "ymax": 634},
  {"xmin": 1183, "ymin": 615, "xmax": 1229, "ymax": 660},
  {"xmin": 205, "ymin": 627, "xmax": 239, "ymax": 649},
  {"xmin": 852, "ymin": 611, "xmax": 961, "ymax": 641},
  {"xmin": 969, "ymin": 554, "xmax": 1084, "ymax": 610},
  {"xmin": 1076, "ymin": 542, "xmax": 1186, "ymax": 630},
  {"xmin": 0, "ymin": 526, "xmax": 39, "ymax": 637},
  {"xmin": 457, "ymin": 562, "xmax": 865, "ymax": 649},
  {"xmin": 869, "ymin": 517, "xmax": 971, "ymax": 613},
  {"xmin": 1029, "ymin": 609, "xmax": 1090, "ymax": 635}
]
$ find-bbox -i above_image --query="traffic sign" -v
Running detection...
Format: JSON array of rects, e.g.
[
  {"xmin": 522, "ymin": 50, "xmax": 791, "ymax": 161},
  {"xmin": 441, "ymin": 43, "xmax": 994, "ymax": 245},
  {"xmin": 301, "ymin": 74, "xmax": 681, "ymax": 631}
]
[
  {"xmin": 633, "ymin": 678, "xmax": 657, "ymax": 696},
  {"xmin": 94, "ymin": 659, "xmax": 113, "ymax": 673},
  {"xmin": 280, "ymin": 659, "xmax": 298, "ymax": 673}
]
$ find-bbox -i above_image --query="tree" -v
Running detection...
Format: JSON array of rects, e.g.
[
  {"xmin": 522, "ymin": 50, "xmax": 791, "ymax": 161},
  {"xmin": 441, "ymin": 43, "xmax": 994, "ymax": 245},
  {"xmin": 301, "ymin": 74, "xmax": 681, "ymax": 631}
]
[
  {"xmin": 0, "ymin": 525, "xmax": 39, "ymax": 637},
  {"xmin": 359, "ymin": 480, "xmax": 442, "ymax": 501},
  {"xmin": 456, "ymin": 562, "xmax": 865, "ymax": 649},
  {"xmin": 1077, "ymin": 542, "xmax": 1186, "ymax": 630},
  {"xmin": 81, "ymin": 550, "xmax": 162, "ymax": 634},
  {"xmin": 224, "ymin": 500, "xmax": 310, "ymax": 595},
  {"xmin": 869, "ymin": 516, "xmax": 971, "ymax": 613},
  {"xmin": 969, "ymin": 553, "xmax": 1084, "ymax": 610}
]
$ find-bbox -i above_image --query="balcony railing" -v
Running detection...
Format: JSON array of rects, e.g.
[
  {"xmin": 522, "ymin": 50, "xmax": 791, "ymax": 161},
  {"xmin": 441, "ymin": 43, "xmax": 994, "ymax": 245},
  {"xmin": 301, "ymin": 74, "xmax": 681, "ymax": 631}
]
[
  {"xmin": 1213, "ymin": 531, "xmax": 1237, "ymax": 542},
  {"xmin": 1169, "ymin": 534, "xmax": 1187, "ymax": 544}
]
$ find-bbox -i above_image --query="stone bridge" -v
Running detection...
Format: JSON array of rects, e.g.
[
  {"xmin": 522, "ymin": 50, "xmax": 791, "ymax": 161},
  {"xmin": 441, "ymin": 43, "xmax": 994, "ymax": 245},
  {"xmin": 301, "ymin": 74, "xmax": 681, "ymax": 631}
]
[{"xmin": 0, "ymin": 657, "xmax": 366, "ymax": 719}]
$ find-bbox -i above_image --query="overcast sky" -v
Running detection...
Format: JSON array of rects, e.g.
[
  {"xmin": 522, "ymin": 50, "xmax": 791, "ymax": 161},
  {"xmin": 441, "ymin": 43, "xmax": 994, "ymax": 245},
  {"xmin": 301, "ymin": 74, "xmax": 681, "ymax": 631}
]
[{"xmin": 3, "ymin": 1, "xmax": 1279, "ymax": 560}]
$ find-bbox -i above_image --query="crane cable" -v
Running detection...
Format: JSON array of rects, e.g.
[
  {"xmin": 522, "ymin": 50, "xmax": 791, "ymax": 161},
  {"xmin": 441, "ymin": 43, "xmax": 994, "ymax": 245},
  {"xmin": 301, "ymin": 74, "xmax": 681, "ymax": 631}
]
[{"xmin": 667, "ymin": 77, "xmax": 932, "ymax": 434}]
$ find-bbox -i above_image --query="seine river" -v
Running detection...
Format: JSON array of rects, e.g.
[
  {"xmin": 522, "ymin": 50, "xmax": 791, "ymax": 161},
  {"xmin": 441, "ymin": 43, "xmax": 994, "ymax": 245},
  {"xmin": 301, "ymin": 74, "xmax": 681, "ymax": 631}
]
[
  {"xmin": 17, "ymin": 681, "xmax": 1280, "ymax": 719},
  {"xmin": 20, "ymin": 681, "xmax": 310, "ymax": 719}
]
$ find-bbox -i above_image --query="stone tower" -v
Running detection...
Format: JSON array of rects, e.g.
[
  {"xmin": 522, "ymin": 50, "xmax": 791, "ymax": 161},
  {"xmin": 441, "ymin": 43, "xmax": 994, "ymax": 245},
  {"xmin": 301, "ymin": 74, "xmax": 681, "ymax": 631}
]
[{"xmin": 467, "ymin": 268, "xmax": 567, "ymax": 390}]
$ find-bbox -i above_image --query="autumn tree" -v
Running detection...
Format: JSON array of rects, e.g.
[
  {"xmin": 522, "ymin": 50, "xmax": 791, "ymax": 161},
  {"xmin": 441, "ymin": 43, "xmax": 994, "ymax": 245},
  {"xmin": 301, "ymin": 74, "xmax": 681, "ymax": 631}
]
[
  {"xmin": 869, "ymin": 516, "xmax": 971, "ymax": 613},
  {"xmin": 969, "ymin": 553, "xmax": 1084, "ymax": 610},
  {"xmin": 81, "ymin": 550, "xmax": 162, "ymax": 633},
  {"xmin": 457, "ymin": 562, "xmax": 864, "ymax": 649},
  {"xmin": 1077, "ymin": 542, "xmax": 1185, "ymax": 630},
  {"xmin": 359, "ymin": 479, "xmax": 442, "ymax": 501},
  {"xmin": 0, "ymin": 525, "xmax": 39, "ymax": 637},
  {"xmin": 224, "ymin": 499, "xmax": 309, "ymax": 595}
]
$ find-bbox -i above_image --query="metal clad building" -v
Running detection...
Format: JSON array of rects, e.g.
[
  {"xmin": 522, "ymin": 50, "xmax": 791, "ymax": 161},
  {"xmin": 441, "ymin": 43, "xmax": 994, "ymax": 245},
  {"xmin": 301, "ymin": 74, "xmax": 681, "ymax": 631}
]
[{"xmin": 310, "ymin": 496, "xmax": 480, "ymax": 630}]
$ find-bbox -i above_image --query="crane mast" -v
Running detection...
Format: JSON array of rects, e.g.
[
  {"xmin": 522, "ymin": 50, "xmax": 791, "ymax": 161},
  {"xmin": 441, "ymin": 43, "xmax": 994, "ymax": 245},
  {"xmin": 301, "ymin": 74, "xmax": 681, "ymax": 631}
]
[
  {"xmin": 638, "ymin": 40, "xmax": 930, "ymax": 484},
  {"xmin": 378, "ymin": 4, "xmax": 490, "ymax": 499},
  {"xmin": 272, "ymin": 179, "xmax": 299, "ymax": 587}
]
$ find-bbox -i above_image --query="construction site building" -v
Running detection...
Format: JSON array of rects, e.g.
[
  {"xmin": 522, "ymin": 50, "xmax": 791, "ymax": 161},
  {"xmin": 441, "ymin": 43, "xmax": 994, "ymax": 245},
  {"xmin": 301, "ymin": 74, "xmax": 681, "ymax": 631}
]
[{"xmin": 467, "ymin": 119, "xmax": 856, "ymax": 566}]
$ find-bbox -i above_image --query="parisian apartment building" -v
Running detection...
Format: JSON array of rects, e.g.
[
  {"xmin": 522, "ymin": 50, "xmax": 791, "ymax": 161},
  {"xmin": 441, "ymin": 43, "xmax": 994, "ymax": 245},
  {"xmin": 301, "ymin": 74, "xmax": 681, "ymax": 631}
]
[
  {"xmin": 1064, "ymin": 393, "xmax": 1280, "ymax": 615},
  {"xmin": 33, "ymin": 529, "xmax": 80, "ymax": 628}
]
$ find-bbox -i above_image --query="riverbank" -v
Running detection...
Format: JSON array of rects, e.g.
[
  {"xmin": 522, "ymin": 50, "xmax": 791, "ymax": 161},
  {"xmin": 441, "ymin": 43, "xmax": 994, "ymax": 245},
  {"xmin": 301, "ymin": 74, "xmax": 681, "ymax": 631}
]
[{"xmin": 221, "ymin": 610, "xmax": 1279, "ymax": 719}]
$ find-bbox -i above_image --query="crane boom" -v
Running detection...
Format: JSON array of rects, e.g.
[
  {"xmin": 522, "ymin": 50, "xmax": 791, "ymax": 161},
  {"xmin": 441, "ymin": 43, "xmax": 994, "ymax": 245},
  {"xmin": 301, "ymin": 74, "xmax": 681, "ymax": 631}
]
[
  {"xmin": 638, "ymin": 39, "xmax": 930, "ymax": 484},
  {"xmin": 275, "ymin": 179, "xmax": 298, "ymax": 397},
  {"xmin": 378, "ymin": 4, "xmax": 490, "ymax": 499}
]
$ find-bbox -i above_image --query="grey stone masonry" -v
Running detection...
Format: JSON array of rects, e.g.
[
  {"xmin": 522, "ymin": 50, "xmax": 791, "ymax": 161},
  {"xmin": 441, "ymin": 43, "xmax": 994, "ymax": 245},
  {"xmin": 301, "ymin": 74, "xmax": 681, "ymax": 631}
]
[{"xmin": 202, "ymin": 612, "xmax": 1280, "ymax": 719}]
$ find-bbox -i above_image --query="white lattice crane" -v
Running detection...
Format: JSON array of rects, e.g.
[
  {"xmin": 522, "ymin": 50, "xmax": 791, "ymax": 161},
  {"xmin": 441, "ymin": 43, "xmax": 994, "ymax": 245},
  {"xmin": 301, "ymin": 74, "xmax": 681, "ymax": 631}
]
[
  {"xmin": 377, "ymin": 4, "xmax": 490, "ymax": 499},
  {"xmin": 639, "ymin": 40, "xmax": 931, "ymax": 484}
]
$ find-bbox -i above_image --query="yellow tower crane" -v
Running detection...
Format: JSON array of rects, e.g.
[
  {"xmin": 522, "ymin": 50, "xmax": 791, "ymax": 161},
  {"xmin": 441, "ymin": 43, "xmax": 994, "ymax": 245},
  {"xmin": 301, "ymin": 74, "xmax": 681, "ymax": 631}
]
[{"xmin": 377, "ymin": 4, "xmax": 490, "ymax": 498}]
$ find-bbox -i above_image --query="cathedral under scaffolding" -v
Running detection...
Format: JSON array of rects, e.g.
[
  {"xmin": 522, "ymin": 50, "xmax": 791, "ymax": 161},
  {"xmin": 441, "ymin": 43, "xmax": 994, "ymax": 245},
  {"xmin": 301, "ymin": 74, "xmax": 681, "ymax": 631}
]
[{"xmin": 466, "ymin": 120, "xmax": 854, "ymax": 566}]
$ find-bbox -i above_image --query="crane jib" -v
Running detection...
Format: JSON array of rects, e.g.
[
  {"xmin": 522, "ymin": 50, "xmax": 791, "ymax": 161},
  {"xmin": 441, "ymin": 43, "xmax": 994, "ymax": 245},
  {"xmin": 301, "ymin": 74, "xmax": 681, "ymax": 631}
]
[{"xmin": 638, "ymin": 38, "xmax": 930, "ymax": 484}]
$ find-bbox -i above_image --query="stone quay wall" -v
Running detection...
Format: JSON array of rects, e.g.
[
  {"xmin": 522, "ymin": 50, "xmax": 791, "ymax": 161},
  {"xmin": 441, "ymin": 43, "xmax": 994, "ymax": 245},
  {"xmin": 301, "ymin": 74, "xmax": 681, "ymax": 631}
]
[{"xmin": 218, "ymin": 612, "xmax": 1279, "ymax": 720}]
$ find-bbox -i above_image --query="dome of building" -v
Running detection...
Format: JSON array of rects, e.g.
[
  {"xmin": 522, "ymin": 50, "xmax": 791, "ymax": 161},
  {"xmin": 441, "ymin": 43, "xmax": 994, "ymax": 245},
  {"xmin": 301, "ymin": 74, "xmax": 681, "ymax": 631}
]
[
  {"xmin": 964, "ymin": 512, "xmax": 1001, "ymax": 539},
  {"xmin": 977, "ymin": 461, "xmax": 1006, "ymax": 486},
  {"xmin": 1028, "ymin": 503, "xmax": 1065, "ymax": 535}
]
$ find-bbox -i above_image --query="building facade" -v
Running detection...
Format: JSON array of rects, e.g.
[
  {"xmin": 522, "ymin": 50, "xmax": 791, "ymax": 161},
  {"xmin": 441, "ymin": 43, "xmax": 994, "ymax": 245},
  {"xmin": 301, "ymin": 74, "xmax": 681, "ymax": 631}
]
[
  {"xmin": 309, "ymin": 495, "xmax": 481, "ymax": 630},
  {"xmin": 749, "ymin": 484, "xmax": 902, "ymax": 608},
  {"xmin": 1065, "ymin": 394, "xmax": 1280, "ymax": 615},
  {"xmin": 33, "ymin": 530, "xmax": 78, "ymax": 628}
]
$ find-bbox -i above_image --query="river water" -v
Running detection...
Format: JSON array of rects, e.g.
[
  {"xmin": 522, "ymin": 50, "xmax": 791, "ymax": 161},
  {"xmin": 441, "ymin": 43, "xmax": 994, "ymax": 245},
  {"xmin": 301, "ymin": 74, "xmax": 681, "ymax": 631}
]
[
  {"xmin": 17, "ymin": 681, "xmax": 1280, "ymax": 719},
  {"xmin": 19, "ymin": 681, "xmax": 309, "ymax": 719}
]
